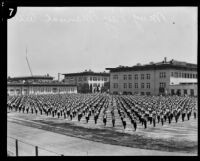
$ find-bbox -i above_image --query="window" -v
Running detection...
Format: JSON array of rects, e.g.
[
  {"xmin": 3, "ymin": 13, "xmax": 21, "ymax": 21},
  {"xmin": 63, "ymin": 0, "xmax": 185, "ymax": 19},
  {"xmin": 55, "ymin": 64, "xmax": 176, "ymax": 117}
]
[
  {"xmin": 93, "ymin": 77, "xmax": 97, "ymax": 81},
  {"xmin": 190, "ymin": 74, "xmax": 192, "ymax": 78},
  {"xmin": 128, "ymin": 74, "xmax": 132, "ymax": 80},
  {"xmin": 179, "ymin": 73, "xmax": 181, "ymax": 78},
  {"xmin": 90, "ymin": 77, "xmax": 92, "ymax": 81},
  {"xmin": 141, "ymin": 83, "xmax": 144, "ymax": 89},
  {"xmin": 141, "ymin": 92, "xmax": 144, "ymax": 95},
  {"xmin": 98, "ymin": 77, "xmax": 100, "ymax": 81},
  {"xmin": 113, "ymin": 83, "xmax": 118, "ymax": 88},
  {"xmin": 104, "ymin": 77, "xmax": 107, "ymax": 81},
  {"xmin": 134, "ymin": 74, "xmax": 138, "ymax": 80},
  {"xmin": 160, "ymin": 72, "xmax": 166, "ymax": 78},
  {"xmin": 146, "ymin": 83, "xmax": 150, "ymax": 89},
  {"xmin": 146, "ymin": 74, "xmax": 150, "ymax": 79},
  {"xmin": 113, "ymin": 75, "xmax": 118, "ymax": 80},
  {"xmin": 141, "ymin": 74, "xmax": 144, "ymax": 80},
  {"xmin": 184, "ymin": 73, "xmax": 186, "ymax": 78},
  {"xmin": 124, "ymin": 83, "xmax": 127, "ymax": 88},
  {"xmin": 190, "ymin": 89, "xmax": 194, "ymax": 96},
  {"xmin": 78, "ymin": 77, "xmax": 82, "ymax": 81},
  {"xmin": 184, "ymin": 89, "xmax": 187, "ymax": 95},
  {"xmin": 124, "ymin": 75, "xmax": 127, "ymax": 80},
  {"xmin": 129, "ymin": 83, "xmax": 132, "ymax": 88},
  {"xmin": 146, "ymin": 92, "xmax": 151, "ymax": 95},
  {"xmin": 135, "ymin": 83, "xmax": 138, "ymax": 89},
  {"xmin": 159, "ymin": 82, "xmax": 166, "ymax": 88},
  {"xmin": 171, "ymin": 72, "xmax": 174, "ymax": 77},
  {"xmin": 182, "ymin": 73, "xmax": 184, "ymax": 78},
  {"xmin": 84, "ymin": 77, "xmax": 87, "ymax": 81},
  {"xmin": 175, "ymin": 72, "xmax": 178, "ymax": 78}
]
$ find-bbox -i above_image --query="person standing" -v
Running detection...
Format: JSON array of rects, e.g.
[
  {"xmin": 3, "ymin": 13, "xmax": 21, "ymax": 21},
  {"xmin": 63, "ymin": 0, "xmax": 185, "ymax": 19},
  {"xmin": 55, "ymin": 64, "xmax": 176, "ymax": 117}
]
[
  {"xmin": 152, "ymin": 111, "xmax": 156, "ymax": 127},
  {"xmin": 122, "ymin": 117, "xmax": 126, "ymax": 129},
  {"xmin": 161, "ymin": 112, "xmax": 164, "ymax": 126},
  {"xmin": 182, "ymin": 109, "xmax": 186, "ymax": 122},
  {"xmin": 103, "ymin": 113, "xmax": 107, "ymax": 126},
  {"xmin": 94, "ymin": 112, "xmax": 98, "ymax": 124},
  {"xmin": 193, "ymin": 108, "xmax": 197, "ymax": 119},
  {"xmin": 112, "ymin": 115, "xmax": 115, "ymax": 127},
  {"xmin": 86, "ymin": 112, "xmax": 89, "ymax": 123}
]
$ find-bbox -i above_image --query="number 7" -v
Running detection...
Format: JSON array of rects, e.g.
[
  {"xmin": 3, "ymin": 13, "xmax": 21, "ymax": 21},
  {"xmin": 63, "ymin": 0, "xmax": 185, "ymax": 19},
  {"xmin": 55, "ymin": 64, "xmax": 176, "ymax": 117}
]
[{"xmin": 9, "ymin": 8, "xmax": 14, "ymax": 16}]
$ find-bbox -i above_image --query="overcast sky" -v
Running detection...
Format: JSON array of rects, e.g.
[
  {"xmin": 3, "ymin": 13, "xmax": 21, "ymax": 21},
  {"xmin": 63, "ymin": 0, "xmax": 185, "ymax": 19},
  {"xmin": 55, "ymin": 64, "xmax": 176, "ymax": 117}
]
[{"xmin": 8, "ymin": 7, "xmax": 197, "ymax": 79}]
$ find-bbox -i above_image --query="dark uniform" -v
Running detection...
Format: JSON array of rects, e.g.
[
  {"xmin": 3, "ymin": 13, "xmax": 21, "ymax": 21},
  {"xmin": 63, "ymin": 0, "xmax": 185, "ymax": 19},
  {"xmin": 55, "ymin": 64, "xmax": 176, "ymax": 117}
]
[{"xmin": 103, "ymin": 114, "xmax": 107, "ymax": 126}]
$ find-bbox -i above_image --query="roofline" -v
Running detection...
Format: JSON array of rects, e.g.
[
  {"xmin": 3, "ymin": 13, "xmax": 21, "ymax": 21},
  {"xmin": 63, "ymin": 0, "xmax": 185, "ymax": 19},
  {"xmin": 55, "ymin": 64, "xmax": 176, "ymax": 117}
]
[
  {"xmin": 106, "ymin": 63, "xmax": 197, "ymax": 72},
  {"xmin": 7, "ymin": 83, "xmax": 77, "ymax": 87},
  {"xmin": 8, "ymin": 76, "xmax": 54, "ymax": 80},
  {"xmin": 62, "ymin": 72, "xmax": 110, "ymax": 77}
]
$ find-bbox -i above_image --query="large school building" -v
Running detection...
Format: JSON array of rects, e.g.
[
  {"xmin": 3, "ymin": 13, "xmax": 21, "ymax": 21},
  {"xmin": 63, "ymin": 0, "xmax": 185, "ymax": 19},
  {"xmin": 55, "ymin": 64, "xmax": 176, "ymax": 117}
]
[
  {"xmin": 62, "ymin": 70, "xmax": 110, "ymax": 93},
  {"xmin": 106, "ymin": 58, "xmax": 197, "ymax": 96},
  {"xmin": 7, "ymin": 75, "xmax": 77, "ymax": 96}
]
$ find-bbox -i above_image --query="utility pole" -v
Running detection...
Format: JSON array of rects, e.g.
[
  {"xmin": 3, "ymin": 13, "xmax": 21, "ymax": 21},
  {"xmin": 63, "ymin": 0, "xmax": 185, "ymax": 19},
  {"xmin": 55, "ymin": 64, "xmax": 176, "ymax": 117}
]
[{"xmin": 26, "ymin": 47, "xmax": 33, "ymax": 76}]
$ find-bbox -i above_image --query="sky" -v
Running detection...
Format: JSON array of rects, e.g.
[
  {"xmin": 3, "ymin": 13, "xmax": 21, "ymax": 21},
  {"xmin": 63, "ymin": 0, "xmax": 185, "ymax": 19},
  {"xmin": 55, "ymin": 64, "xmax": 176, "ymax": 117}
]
[{"xmin": 7, "ymin": 7, "xmax": 197, "ymax": 80}]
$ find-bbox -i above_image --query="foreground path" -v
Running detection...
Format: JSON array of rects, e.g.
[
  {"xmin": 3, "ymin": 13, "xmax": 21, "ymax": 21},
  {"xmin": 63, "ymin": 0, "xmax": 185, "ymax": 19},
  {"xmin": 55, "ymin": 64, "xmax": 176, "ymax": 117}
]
[{"xmin": 7, "ymin": 122, "xmax": 196, "ymax": 156}]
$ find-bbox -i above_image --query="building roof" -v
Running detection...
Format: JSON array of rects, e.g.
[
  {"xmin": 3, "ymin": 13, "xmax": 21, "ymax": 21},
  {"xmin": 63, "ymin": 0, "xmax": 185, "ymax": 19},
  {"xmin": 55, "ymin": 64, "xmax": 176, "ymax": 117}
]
[
  {"xmin": 7, "ymin": 82, "xmax": 77, "ymax": 87},
  {"xmin": 8, "ymin": 75, "xmax": 54, "ymax": 81},
  {"xmin": 106, "ymin": 59, "xmax": 197, "ymax": 72},
  {"xmin": 62, "ymin": 71, "xmax": 110, "ymax": 77}
]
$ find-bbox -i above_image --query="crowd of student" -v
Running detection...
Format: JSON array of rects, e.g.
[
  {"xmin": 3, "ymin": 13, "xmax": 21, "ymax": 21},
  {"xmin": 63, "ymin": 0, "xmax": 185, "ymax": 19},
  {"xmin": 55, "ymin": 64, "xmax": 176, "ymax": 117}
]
[{"xmin": 7, "ymin": 93, "xmax": 197, "ymax": 131}]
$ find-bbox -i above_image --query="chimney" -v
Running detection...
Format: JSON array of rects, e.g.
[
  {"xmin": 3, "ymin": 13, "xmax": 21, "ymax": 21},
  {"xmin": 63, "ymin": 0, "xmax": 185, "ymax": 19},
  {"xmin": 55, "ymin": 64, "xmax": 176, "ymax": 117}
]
[
  {"xmin": 164, "ymin": 57, "xmax": 167, "ymax": 63},
  {"xmin": 58, "ymin": 73, "xmax": 60, "ymax": 82}
]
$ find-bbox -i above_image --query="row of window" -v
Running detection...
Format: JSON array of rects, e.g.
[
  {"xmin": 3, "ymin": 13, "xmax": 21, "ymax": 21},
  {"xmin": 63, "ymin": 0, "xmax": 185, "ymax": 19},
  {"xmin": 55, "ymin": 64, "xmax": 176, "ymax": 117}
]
[
  {"xmin": 113, "ymin": 72, "xmax": 197, "ymax": 80},
  {"xmin": 116, "ymin": 74, "xmax": 151, "ymax": 80},
  {"xmin": 113, "ymin": 91, "xmax": 151, "ymax": 95},
  {"xmin": 67, "ymin": 77, "xmax": 108, "ymax": 81},
  {"xmin": 113, "ymin": 82, "xmax": 167, "ymax": 89},
  {"xmin": 171, "ymin": 72, "xmax": 197, "ymax": 78},
  {"xmin": 113, "ymin": 83, "xmax": 151, "ymax": 89},
  {"xmin": 113, "ymin": 74, "xmax": 152, "ymax": 80}
]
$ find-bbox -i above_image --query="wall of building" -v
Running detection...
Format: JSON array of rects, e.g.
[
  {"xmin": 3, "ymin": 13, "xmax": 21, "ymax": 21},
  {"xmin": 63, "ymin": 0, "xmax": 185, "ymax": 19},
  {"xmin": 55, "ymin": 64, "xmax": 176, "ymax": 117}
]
[
  {"xmin": 7, "ymin": 85, "xmax": 77, "ymax": 96},
  {"xmin": 109, "ymin": 69, "xmax": 197, "ymax": 96},
  {"xmin": 64, "ymin": 75, "xmax": 109, "ymax": 93}
]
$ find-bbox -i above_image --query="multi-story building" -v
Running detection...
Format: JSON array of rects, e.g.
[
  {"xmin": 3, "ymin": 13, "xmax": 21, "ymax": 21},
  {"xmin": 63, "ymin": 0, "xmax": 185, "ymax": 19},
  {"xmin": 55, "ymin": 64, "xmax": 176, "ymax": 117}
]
[
  {"xmin": 106, "ymin": 58, "xmax": 197, "ymax": 96},
  {"xmin": 7, "ymin": 75, "xmax": 77, "ymax": 95},
  {"xmin": 62, "ymin": 70, "xmax": 110, "ymax": 93}
]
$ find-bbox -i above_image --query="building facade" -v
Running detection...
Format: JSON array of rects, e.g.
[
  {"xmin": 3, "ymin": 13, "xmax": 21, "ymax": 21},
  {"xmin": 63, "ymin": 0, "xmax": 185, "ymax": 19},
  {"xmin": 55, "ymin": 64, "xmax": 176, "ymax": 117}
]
[
  {"xmin": 62, "ymin": 70, "xmax": 110, "ymax": 93},
  {"xmin": 106, "ymin": 58, "xmax": 197, "ymax": 96},
  {"xmin": 7, "ymin": 75, "xmax": 77, "ymax": 96}
]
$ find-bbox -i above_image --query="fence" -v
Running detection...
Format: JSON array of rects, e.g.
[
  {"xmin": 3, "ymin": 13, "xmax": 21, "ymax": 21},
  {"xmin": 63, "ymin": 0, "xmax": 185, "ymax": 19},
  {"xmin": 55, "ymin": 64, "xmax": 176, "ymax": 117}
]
[{"xmin": 7, "ymin": 136, "xmax": 64, "ymax": 156}]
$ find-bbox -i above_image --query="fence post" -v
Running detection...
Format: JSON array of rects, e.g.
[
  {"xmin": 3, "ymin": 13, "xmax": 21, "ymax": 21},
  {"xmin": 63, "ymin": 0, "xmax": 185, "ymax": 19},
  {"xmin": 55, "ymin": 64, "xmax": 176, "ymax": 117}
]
[
  {"xmin": 15, "ymin": 139, "xmax": 18, "ymax": 156},
  {"xmin": 35, "ymin": 146, "xmax": 38, "ymax": 156}
]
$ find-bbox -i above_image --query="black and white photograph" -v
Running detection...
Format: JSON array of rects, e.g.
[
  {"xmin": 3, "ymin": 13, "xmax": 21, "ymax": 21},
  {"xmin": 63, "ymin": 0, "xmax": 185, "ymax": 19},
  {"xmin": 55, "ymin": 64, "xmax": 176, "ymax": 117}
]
[{"xmin": 7, "ymin": 6, "xmax": 197, "ymax": 156}]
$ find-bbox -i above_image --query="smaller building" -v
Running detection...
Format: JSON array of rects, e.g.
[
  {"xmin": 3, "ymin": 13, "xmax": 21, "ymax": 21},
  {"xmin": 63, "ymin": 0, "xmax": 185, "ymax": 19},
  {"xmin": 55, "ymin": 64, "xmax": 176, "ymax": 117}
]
[
  {"xmin": 7, "ymin": 75, "xmax": 77, "ymax": 96},
  {"xmin": 62, "ymin": 70, "xmax": 110, "ymax": 93}
]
